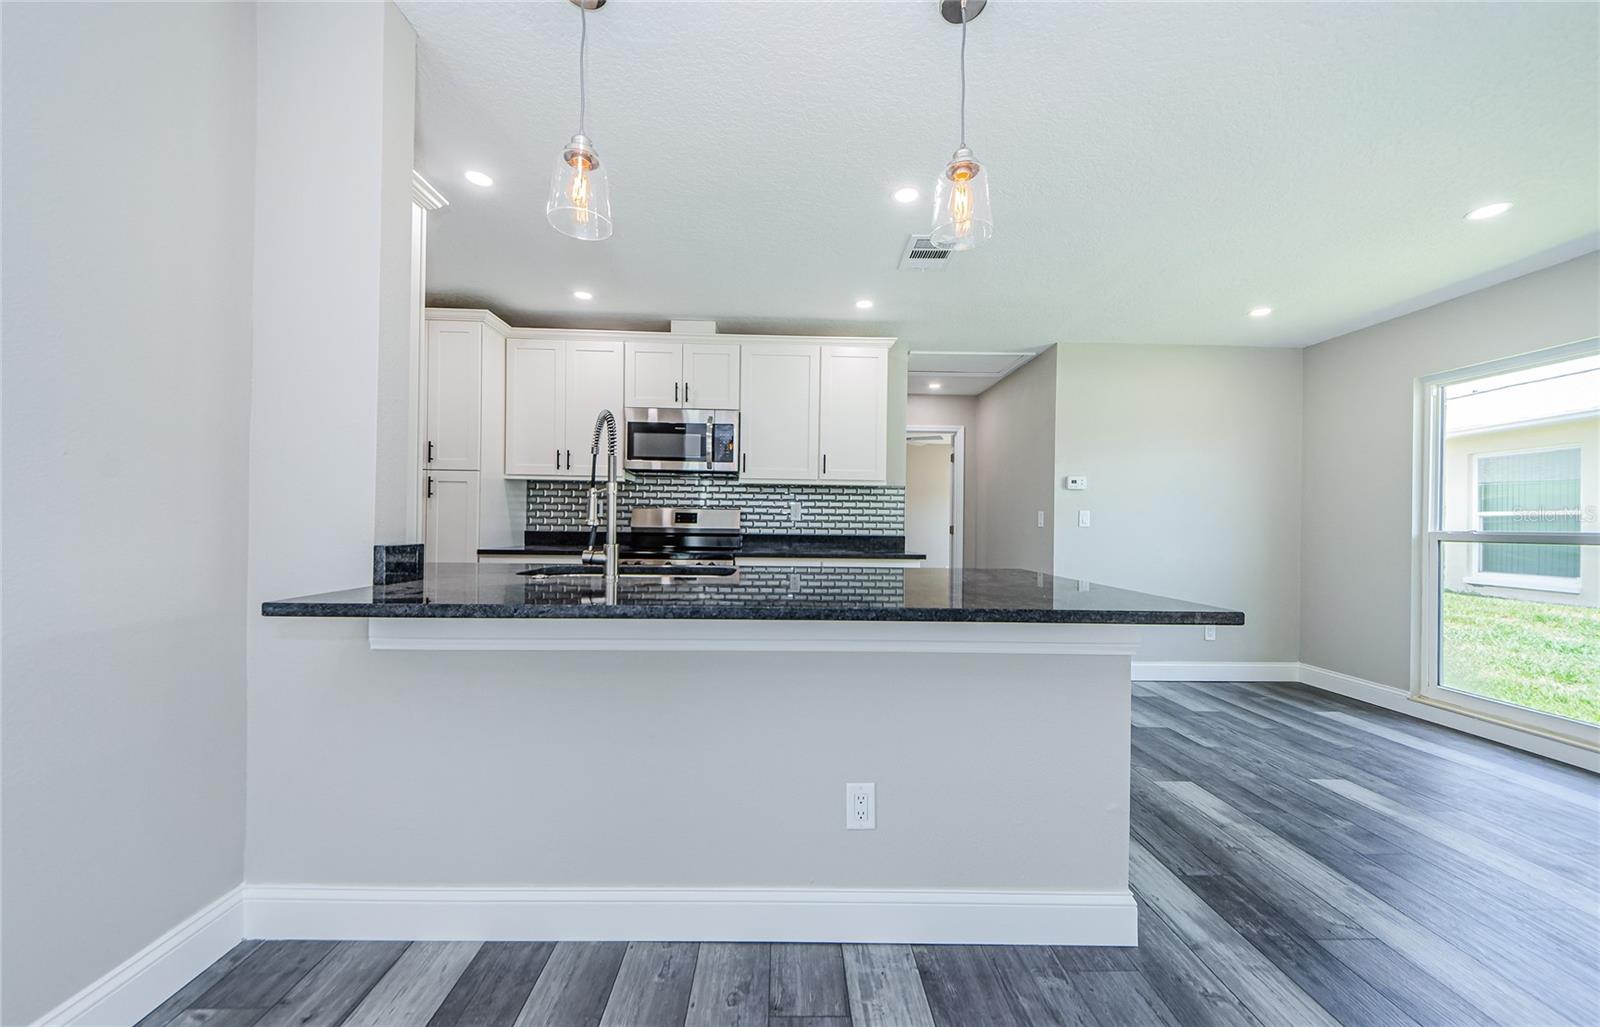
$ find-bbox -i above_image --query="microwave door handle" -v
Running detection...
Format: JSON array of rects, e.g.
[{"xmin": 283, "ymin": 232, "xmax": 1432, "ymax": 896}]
[{"xmin": 704, "ymin": 418, "xmax": 714, "ymax": 465}]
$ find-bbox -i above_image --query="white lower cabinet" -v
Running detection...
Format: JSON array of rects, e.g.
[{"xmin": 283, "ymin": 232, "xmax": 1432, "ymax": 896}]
[{"xmin": 424, "ymin": 469, "xmax": 480, "ymax": 562}]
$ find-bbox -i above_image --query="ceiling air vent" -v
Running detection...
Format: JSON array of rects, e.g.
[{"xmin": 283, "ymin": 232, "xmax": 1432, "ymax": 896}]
[{"xmin": 898, "ymin": 235, "xmax": 953, "ymax": 271}]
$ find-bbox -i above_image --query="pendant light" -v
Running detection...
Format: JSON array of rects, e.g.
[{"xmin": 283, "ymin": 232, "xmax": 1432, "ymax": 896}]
[
  {"xmin": 547, "ymin": 0, "xmax": 613, "ymax": 241},
  {"xmin": 930, "ymin": 0, "xmax": 993, "ymax": 250}
]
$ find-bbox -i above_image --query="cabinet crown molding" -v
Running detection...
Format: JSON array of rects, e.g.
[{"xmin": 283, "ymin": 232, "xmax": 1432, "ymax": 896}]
[{"xmin": 425, "ymin": 308, "xmax": 896, "ymax": 348}]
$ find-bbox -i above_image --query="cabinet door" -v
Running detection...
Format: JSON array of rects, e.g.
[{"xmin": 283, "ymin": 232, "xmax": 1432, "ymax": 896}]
[
  {"xmin": 425, "ymin": 469, "xmax": 480, "ymax": 562},
  {"xmin": 562, "ymin": 339, "xmax": 625, "ymax": 478},
  {"xmin": 819, "ymin": 345, "xmax": 888, "ymax": 482},
  {"xmin": 505, "ymin": 339, "xmax": 564, "ymax": 476},
  {"xmin": 624, "ymin": 340, "xmax": 684, "ymax": 408},
  {"xmin": 740, "ymin": 344, "xmax": 820, "ymax": 481},
  {"xmin": 426, "ymin": 321, "xmax": 482, "ymax": 470},
  {"xmin": 682, "ymin": 342, "xmax": 740, "ymax": 409}
]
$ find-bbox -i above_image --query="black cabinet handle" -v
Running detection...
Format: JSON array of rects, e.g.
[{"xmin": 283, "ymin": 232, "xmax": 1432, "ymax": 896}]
[
  {"xmin": 684, "ymin": 381, "xmax": 689, "ymax": 403},
  {"xmin": 556, "ymin": 448, "xmax": 561, "ymax": 469},
  {"xmin": 674, "ymin": 382, "xmax": 679, "ymax": 403},
  {"xmin": 567, "ymin": 449, "xmax": 572, "ymax": 468},
  {"xmin": 822, "ymin": 453, "xmax": 827, "ymax": 474},
  {"xmin": 427, "ymin": 476, "xmax": 434, "ymax": 498},
  {"xmin": 741, "ymin": 453, "xmax": 747, "ymax": 473},
  {"xmin": 427, "ymin": 440, "xmax": 434, "ymax": 463}
]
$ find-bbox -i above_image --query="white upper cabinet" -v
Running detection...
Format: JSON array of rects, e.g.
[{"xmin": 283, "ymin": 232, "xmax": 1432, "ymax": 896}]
[
  {"xmin": 819, "ymin": 345, "xmax": 888, "ymax": 482},
  {"xmin": 562, "ymin": 339, "xmax": 625, "ymax": 477},
  {"xmin": 504, "ymin": 338, "xmax": 564, "ymax": 476},
  {"xmin": 683, "ymin": 342, "xmax": 740, "ymax": 408},
  {"xmin": 426, "ymin": 321, "xmax": 483, "ymax": 470},
  {"xmin": 624, "ymin": 340, "xmax": 684, "ymax": 408},
  {"xmin": 741, "ymin": 344, "xmax": 821, "ymax": 481}
]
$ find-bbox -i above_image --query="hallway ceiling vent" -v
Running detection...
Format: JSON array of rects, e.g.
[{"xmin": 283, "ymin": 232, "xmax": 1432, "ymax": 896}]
[{"xmin": 898, "ymin": 235, "xmax": 953, "ymax": 271}]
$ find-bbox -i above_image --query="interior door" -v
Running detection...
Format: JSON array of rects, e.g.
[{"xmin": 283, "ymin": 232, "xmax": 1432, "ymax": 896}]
[
  {"xmin": 426, "ymin": 321, "xmax": 482, "ymax": 470},
  {"xmin": 424, "ymin": 469, "xmax": 480, "ymax": 562},
  {"xmin": 624, "ymin": 340, "xmax": 684, "ymax": 408},
  {"xmin": 819, "ymin": 345, "xmax": 888, "ymax": 481},
  {"xmin": 683, "ymin": 342, "xmax": 741, "ymax": 409},
  {"xmin": 504, "ymin": 338, "xmax": 564, "ymax": 476},
  {"xmin": 563, "ymin": 339, "xmax": 625, "ymax": 478},
  {"xmin": 741, "ymin": 344, "xmax": 820, "ymax": 481}
]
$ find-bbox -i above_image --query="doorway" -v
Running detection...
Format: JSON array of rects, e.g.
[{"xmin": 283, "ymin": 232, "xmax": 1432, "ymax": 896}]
[{"xmin": 906, "ymin": 425, "xmax": 965, "ymax": 569}]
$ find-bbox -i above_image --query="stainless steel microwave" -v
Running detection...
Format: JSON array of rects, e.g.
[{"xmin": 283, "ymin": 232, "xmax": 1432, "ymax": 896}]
[{"xmin": 623, "ymin": 407, "xmax": 739, "ymax": 474}]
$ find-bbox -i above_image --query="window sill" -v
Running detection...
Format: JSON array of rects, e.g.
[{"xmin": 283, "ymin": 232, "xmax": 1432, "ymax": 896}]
[{"xmin": 1462, "ymin": 574, "xmax": 1582, "ymax": 594}]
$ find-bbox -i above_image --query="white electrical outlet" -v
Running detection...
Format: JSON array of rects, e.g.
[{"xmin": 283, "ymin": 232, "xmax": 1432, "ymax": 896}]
[
  {"xmin": 846, "ymin": 782, "xmax": 876, "ymax": 830},
  {"xmin": 1078, "ymin": 510, "xmax": 1092, "ymax": 528},
  {"xmin": 789, "ymin": 501, "xmax": 803, "ymax": 524},
  {"xmin": 1204, "ymin": 625, "xmax": 1217, "ymax": 641}
]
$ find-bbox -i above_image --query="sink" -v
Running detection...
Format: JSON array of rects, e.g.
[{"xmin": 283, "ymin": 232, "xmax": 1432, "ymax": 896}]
[{"xmin": 517, "ymin": 564, "xmax": 738, "ymax": 578}]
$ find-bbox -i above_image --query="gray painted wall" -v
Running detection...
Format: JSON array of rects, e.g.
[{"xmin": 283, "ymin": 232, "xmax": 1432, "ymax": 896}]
[
  {"xmin": 1301, "ymin": 251, "xmax": 1600, "ymax": 689},
  {"xmin": 0, "ymin": 4, "xmax": 254, "ymax": 1022},
  {"xmin": 907, "ymin": 394, "xmax": 978, "ymax": 568},
  {"xmin": 1052, "ymin": 344, "xmax": 1304, "ymax": 663},
  {"xmin": 976, "ymin": 348, "xmax": 1057, "ymax": 573}
]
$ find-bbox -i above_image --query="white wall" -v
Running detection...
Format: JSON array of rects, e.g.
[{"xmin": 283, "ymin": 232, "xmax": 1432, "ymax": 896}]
[
  {"xmin": 1053, "ymin": 344, "xmax": 1304, "ymax": 663},
  {"xmin": 1301, "ymin": 252, "xmax": 1600, "ymax": 689},
  {"xmin": 976, "ymin": 348, "xmax": 1057, "ymax": 573},
  {"xmin": 907, "ymin": 393, "xmax": 977, "ymax": 566},
  {"xmin": 0, "ymin": 4, "xmax": 255, "ymax": 1023}
]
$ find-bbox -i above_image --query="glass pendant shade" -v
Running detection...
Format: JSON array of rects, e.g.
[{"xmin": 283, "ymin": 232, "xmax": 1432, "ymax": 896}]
[
  {"xmin": 929, "ymin": 146, "xmax": 992, "ymax": 250},
  {"xmin": 546, "ymin": 134, "xmax": 613, "ymax": 241}
]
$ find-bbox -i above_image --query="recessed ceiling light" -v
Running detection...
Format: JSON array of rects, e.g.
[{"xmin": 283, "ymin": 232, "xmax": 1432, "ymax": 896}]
[
  {"xmin": 894, "ymin": 187, "xmax": 920, "ymax": 204},
  {"xmin": 464, "ymin": 170, "xmax": 494, "ymax": 187},
  {"xmin": 855, "ymin": 299, "xmax": 874, "ymax": 310},
  {"xmin": 928, "ymin": 382, "xmax": 943, "ymax": 390},
  {"xmin": 1248, "ymin": 306, "xmax": 1273, "ymax": 318},
  {"xmin": 1465, "ymin": 201, "xmax": 1512, "ymax": 221},
  {"xmin": 573, "ymin": 290, "xmax": 593, "ymax": 300}
]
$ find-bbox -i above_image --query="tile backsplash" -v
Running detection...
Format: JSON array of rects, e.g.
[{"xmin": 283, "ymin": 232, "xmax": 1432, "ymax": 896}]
[{"xmin": 526, "ymin": 475, "xmax": 905, "ymax": 535}]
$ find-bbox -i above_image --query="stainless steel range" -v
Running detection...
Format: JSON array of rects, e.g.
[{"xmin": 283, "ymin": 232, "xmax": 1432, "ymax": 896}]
[{"xmin": 622, "ymin": 507, "xmax": 741, "ymax": 576}]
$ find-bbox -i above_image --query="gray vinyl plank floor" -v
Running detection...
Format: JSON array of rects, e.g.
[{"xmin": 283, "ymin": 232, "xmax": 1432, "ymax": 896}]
[{"xmin": 138, "ymin": 681, "xmax": 1600, "ymax": 1027}]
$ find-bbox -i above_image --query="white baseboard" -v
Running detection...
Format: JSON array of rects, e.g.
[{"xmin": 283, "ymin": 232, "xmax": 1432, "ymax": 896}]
[
  {"xmin": 1297, "ymin": 663, "xmax": 1600, "ymax": 772},
  {"xmin": 1130, "ymin": 660, "xmax": 1300, "ymax": 682},
  {"xmin": 242, "ymin": 884, "xmax": 1138, "ymax": 947},
  {"xmin": 1134, "ymin": 659, "xmax": 1598, "ymax": 771},
  {"xmin": 30, "ymin": 886, "xmax": 244, "ymax": 1027}
]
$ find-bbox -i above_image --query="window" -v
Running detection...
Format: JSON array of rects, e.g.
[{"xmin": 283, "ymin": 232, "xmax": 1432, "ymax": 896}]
[
  {"xmin": 1470, "ymin": 447, "xmax": 1582, "ymax": 589},
  {"xmin": 1419, "ymin": 342, "xmax": 1599, "ymax": 736}
]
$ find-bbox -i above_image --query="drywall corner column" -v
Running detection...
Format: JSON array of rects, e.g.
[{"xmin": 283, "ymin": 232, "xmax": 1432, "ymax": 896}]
[
  {"xmin": 373, "ymin": 5, "xmax": 419, "ymax": 544},
  {"xmin": 886, "ymin": 341, "xmax": 909, "ymax": 486},
  {"xmin": 247, "ymin": 0, "xmax": 415, "ymax": 861},
  {"xmin": 974, "ymin": 347, "xmax": 1056, "ymax": 573}
]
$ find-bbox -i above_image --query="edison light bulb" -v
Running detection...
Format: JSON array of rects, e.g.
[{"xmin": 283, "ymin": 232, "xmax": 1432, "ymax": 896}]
[
  {"xmin": 547, "ymin": 134, "xmax": 613, "ymax": 241},
  {"xmin": 930, "ymin": 146, "xmax": 992, "ymax": 251}
]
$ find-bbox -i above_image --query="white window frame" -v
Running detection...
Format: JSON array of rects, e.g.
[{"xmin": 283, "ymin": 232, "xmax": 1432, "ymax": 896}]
[
  {"xmin": 1465, "ymin": 444, "xmax": 1583, "ymax": 594},
  {"xmin": 1415, "ymin": 337, "xmax": 1600, "ymax": 746}
]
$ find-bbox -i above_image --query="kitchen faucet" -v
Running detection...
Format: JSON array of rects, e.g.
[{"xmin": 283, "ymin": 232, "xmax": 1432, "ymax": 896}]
[{"xmin": 582, "ymin": 409, "xmax": 620, "ymax": 602}]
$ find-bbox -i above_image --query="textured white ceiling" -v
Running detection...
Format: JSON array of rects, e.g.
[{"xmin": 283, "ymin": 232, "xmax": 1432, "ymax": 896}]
[{"xmin": 402, "ymin": 1, "xmax": 1599, "ymax": 351}]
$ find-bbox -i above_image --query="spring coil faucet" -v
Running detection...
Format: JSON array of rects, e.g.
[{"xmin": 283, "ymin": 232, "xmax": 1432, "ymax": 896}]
[{"xmin": 582, "ymin": 410, "xmax": 620, "ymax": 602}]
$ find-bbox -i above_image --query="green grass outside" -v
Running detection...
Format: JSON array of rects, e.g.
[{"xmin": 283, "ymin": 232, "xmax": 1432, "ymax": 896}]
[{"xmin": 1441, "ymin": 590, "xmax": 1600, "ymax": 725}]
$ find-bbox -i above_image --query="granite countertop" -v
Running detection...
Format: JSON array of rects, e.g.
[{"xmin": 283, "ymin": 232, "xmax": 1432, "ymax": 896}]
[
  {"xmin": 263, "ymin": 562, "xmax": 1245, "ymax": 625},
  {"xmin": 478, "ymin": 532, "xmax": 926, "ymax": 561}
]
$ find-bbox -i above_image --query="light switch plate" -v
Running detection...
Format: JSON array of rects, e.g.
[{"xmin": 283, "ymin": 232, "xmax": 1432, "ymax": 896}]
[{"xmin": 1078, "ymin": 510, "xmax": 1091, "ymax": 528}]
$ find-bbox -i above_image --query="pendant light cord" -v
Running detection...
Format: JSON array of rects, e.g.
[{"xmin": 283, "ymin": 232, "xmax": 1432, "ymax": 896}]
[
  {"xmin": 578, "ymin": 2, "xmax": 588, "ymax": 136},
  {"xmin": 958, "ymin": 0, "xmax": 968, "ymax": 148}
]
